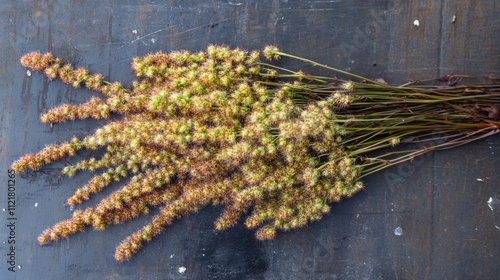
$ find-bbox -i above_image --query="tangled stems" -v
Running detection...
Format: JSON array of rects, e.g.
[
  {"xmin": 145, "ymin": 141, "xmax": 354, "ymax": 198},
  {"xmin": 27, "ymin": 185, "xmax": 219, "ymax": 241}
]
[
  {"xmin": 262, "ymin": 47, "xmax": 499, "ymax": 172},
  {"xmin": 13, "ymin": 46, "xmax": 500, "ymax": 261}
]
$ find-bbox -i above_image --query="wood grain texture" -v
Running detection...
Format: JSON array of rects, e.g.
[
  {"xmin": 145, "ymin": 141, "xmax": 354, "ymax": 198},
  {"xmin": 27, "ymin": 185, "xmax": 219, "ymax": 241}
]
[{"xmin": 0, "ymin": 1, "xmax": 498, "ymax": 279}]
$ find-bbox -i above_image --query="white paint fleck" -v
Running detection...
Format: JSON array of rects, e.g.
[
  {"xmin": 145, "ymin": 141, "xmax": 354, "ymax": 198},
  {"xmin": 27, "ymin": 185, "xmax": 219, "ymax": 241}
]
[
  {"xmin": 34, "ymin": 203, "xmax": 38, "ymax": 207},
  {"xmin": 2, "ymin": 208, "xmax": 5, "ymax": 212},
  {"xmin": 178, "ymin": 266, "xmax": 187, "ymax": 274},
  {"xmin": 26, "ymin": 70, "xmax": 31, "ymax": 76},
  {"xmin": 151, "ymin": 38, "xmax": 156, "ymax": 43},
  {"xmin": 394, "ymin": 226, "xmax": 403, "ymax": 236},
  {"xmin": 413, "ymin": 20, "xmax": 420, "ymax": 27},
  {"xmin": 18, "ymin": 265, "xmax": 21, "ymax": 270},
  {"xmin": 170, "ymin": 254, "xmax": 174, "ymax": 259},
  {"xmin": 487, "ymin": 197, "xmax": 494, "ymax": 211},
  {"xmin": 477, "ymin": 178, "xmax": 483, "ymax": 182},
  {"xmin": 132, "ymin": 29, "xmax": 138, "ymax": 34}
]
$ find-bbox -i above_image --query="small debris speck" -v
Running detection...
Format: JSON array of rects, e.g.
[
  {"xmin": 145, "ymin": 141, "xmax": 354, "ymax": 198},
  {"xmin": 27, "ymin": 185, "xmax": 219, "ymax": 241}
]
[
  {"xmin": 413, "ymin": 20, "xmax": 420, "ymax": 27},
  {"xmin": 178, "ymin": 266, "xmax": 187, "ymax": 274},
  {"xmin": 132, "ymin": 29, "xmax": 138, "ymax": 34},
  {"xmin": 26, "ymin": 70, "xmax": 32, "ymax": 76},
  {"xmin": 476, "ymin": 178, "xmax": 483, "ymax": 182},
  {"xmin": 170, "ymin": 254, "xmax": 174, "ymax": 259},
  {"xmin": 151, "ymin": 38, "xmax": 156, "ymax": 43},
  {"xmin": 452, "ymin": 15, "xmax": 456, "ymax": 23},
  {"xmin": 487, "ymin": 197, "xmax": 494, "ymax": 211},
  {"xmin": 394, "ymin": 226, "xmax": 403, "ymax": 236},
  {"xmin": 34, "ymin": 202, "xmax": 38, "ymax": 207}
]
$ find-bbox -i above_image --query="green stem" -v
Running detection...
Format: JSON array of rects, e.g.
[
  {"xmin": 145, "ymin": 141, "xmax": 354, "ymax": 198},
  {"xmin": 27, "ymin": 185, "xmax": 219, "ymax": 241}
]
[{"xmin": 276, "ymin": 51, "xmax": 382, "ymax": 85}]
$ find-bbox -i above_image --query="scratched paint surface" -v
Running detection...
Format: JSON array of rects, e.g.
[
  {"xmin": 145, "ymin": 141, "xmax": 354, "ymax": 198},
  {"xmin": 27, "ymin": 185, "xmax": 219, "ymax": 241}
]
[{"xmin": 0, "ymin": 1, "xmax": 499, "ymax": 279}]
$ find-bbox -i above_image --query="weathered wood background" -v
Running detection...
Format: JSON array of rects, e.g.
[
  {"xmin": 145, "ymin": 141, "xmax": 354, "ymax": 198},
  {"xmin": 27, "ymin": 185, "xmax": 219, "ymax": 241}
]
[{"xmin": 0, "ymin": 1, "xmax": 498, "ymax": 279}]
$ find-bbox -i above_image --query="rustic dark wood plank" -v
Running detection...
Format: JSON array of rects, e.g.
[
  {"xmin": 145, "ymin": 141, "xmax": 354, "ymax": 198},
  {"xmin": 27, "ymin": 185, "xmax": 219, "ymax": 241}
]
[{"xmin": 0, "ymin": 1, "xmax": 498, "ymax": 279}]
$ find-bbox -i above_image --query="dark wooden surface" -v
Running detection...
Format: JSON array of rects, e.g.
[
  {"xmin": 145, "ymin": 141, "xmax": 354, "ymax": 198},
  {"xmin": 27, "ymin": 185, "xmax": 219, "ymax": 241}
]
[{"xmin": 1, "ymin": 1, "xmax": 499, "ymax": 279}]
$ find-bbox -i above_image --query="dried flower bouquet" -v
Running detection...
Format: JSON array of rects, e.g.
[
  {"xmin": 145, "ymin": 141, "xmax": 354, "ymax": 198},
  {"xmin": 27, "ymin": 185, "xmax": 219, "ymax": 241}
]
[{"xmin": 12, "ymin": 46, "xmax": 499, "ymax": 261}]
